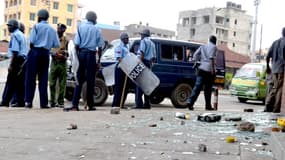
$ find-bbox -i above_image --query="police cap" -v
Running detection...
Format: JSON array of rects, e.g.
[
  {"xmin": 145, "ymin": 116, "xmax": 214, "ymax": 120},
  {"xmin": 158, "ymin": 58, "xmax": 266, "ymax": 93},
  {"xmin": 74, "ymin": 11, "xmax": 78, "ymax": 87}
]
[
  {"xmin": 140, "ymin": 29, "xmax": 151, "ymax": 37},
  {"xmin": 120, "ymin": 32, "xmax": 129, "ymax": 41},
  {"xmin": 6, "ymin": 19, "xmax": 19, "ymax": 28},
  {"xmin": 37, "ymin": 9, "xmax": 49, "ymax": 19}
]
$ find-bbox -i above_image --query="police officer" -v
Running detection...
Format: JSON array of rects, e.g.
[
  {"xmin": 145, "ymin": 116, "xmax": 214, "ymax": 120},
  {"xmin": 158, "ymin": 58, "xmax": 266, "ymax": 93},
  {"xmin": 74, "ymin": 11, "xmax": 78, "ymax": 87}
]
[
  {"xmin": 49, "ymin": 23, "xmax": 68, "ymax": 108},
  {"xmin": 25, "ymin": 9, "xmax": 60, "ymax": 109},
  {"xmin": 0, "ymin": 19, "xmax": 28, "ymax": 107},
  {"xmin": 63, "ymin": 11, "xmax": 104, "ymax": 111},
  {"xmin": 135, "ymin": 29, "xmax": 156, "ymax": 109},
  {"xmin": 111, "ymin": 33, "xmax": 132, "ymax": 110}
]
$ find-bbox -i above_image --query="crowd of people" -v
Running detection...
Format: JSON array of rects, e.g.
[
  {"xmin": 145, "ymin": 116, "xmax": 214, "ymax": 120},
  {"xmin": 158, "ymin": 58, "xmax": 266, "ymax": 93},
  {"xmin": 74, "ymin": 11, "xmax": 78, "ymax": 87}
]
[{"xmin": 0, "ymin": 8, "xmax": 284, "ymax": 113}]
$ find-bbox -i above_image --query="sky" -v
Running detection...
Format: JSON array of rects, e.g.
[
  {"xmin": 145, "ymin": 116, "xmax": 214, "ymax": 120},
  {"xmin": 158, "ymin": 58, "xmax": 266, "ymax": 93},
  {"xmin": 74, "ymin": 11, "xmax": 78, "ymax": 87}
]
[{"xmin": 1, "ymin": 0, "xmax": 285, "ymax": 49}]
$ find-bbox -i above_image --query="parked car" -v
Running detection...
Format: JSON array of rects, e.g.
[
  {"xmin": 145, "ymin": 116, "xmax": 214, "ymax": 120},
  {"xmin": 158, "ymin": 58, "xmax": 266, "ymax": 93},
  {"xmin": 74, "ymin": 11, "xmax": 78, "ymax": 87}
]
[
  {"xmin": 65, "ymin": 37, "xmax": 225, "ymax": 108},
  {"xmin": 229, "ymin": 63, "xmax": 267, "ymax": 103}
]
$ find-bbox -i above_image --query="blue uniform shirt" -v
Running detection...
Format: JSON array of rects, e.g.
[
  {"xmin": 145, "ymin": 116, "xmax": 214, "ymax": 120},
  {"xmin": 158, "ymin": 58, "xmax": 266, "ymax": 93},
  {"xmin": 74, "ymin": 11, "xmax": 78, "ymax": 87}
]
[
  {"xmin": 8, "ymin": 29, "xmax": 28, "ymax": 57},
  {"xmin": 74, "ymin": 21, "xmax": 104, "ymax": 51},
  {"xmin": 137, "ymin": 37, "xmax": 156, "ymax": 61},
  {"xmin": 115, "ymin": 42, "xmax": 129, "ymax": 61},
  {"xmin": 29, "ymin": 21, "xmax": 60, "ymax": 50}
]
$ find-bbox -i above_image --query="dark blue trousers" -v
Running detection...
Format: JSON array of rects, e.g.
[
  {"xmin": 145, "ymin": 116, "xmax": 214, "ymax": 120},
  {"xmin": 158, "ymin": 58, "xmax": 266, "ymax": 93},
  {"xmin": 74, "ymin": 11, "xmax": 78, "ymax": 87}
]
[
  {"xmin": 25, "ymin": 47, "xmax": 50, "ymax": 107},
  {"xmin": 72, "ymin": 49, "xmax": 96, "ymax": 107},
  {"xmin": 187, "ymin": 69, "xmax": 215, "ymax": 109},
  {"xmin": 112, "ymin": 64, "xmax": 131, "ymax": 107},
  {"xmin": 135, "ymin": 60, "xmax": 151, "ymax": 108},
  {"xmin": 1, "ymin": 55, "xmax": 26, "ymax": 106}
]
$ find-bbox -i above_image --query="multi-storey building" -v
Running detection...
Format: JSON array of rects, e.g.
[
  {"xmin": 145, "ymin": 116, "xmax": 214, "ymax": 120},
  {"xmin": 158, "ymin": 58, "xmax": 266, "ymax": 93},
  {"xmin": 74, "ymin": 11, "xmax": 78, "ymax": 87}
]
[
  {"xmin": 125, "ymin": 23, "xmax": 175, "ymax": 39},
  {"xmin": 177, "ymin": 1, "xmax": 253, "ymax": 55},
  {"xmin": 2, "ymin": 0, "xmax": 78, "ymax": 40}
]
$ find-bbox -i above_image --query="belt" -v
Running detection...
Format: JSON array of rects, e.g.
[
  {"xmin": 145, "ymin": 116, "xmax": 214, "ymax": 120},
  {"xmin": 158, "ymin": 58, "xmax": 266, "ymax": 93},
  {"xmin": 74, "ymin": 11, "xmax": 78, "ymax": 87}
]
[
  {"xmin": 34, "ymin": 47, "xmax": 49, "ymax": 51},
  {"xmin": 79, "ymin": 48, "xmax": 96, "ymax": 53}
]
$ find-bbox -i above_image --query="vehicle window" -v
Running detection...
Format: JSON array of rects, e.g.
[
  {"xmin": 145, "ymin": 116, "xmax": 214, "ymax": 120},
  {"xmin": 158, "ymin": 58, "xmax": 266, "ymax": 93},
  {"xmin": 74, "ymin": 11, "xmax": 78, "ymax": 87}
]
[
  {"xmin": 101, "ymin": 39, "xmax": 120, "ymax": 60},
  {"xmin": 161, "ymin": 44, "xmax": 184, "ymax": 61},
  {"xmin": 234, "ymin": 64, "xmax": 264, "ymax": 79},
  {"xmin": 185, "ymin": 46, "xmax": 198, "ymax": 62},
  {"xmin": 130, "ymin": 41, "xmax": 140, "ymax": 54}
]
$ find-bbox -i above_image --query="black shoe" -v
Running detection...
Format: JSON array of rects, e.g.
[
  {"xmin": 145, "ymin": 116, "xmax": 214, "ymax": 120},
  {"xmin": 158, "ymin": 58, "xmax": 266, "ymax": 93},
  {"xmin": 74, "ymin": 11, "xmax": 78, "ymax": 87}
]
[
  {"xmin": 50, "ymin": 103, "xmax": 57, "ymax": 108},
  {"xmin": 41, "ymin": 105, "xmax": 50, "ymax": 109},
  {"xmin": 63, "ymin": 106, "xmax": 79, "ymax": 112},
  {"xmin": 206, "ymin": 107, "xmax": 214, "ymax": 111},
  {"xmin": 186, "ymin": 103, "xmax": 194, "ymax": 110},
  {"xmin": 11, "ymin": 103, "xmax": 25, "ymax": 107},
  {"xmin": 57, "ymin": 104, "xmax": 64, "ymax": 108},
  {"xmin": 143, "ymin": 105, "xmax": 151, "ymax": 109},
  {"xmin": 88, "ymin": 107, "xmax": 96, "ymax": 111},
  {"xmin": 0, "ymin": 102, "xmax": 9, "ymax": 107},
  {"xmin": 25, "ymin": 103, "xmax": 33, "ymax": 108}
]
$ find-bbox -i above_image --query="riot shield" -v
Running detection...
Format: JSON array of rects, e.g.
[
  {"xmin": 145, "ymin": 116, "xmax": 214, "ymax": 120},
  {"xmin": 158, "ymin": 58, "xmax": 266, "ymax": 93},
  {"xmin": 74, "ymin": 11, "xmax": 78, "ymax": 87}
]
[{"xmin": 118, "ymin": 52, "xmax": 160, "ymax": 95}]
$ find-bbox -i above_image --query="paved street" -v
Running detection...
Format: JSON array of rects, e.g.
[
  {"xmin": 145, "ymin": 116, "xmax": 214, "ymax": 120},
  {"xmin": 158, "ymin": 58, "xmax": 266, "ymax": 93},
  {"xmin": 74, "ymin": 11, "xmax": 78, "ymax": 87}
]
[{"xmin": 0, "ymin": 60, "xmax": 281, "ymax": 160}]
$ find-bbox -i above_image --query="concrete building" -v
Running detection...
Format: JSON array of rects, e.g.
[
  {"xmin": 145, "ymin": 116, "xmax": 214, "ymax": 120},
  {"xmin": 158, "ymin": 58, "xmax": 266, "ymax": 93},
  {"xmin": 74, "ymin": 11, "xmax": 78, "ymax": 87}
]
[
  {"xmin": 177, "ymin": 1, "xmax": 253, "ymax": 55},
  {"xmin": 2, "ymin": 0, "xmax": 79, "ymax": 40},
  {"xmin": 125, "ymin": 23, "xmax": 175, "ymax": 39}
]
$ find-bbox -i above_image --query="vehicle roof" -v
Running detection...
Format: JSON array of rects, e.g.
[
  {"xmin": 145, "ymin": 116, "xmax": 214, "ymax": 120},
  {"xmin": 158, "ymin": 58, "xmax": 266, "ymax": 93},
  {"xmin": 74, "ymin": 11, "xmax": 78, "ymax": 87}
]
[{"xmin": 128, "ymin": 37, "xmax": 204, "ymax": 45}]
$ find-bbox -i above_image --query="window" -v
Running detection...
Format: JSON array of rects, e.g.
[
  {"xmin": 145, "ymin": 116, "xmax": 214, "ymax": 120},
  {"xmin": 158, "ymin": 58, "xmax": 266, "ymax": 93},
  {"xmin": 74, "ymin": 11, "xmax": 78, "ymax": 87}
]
[
  {"xmin": 18, "ymin": 0, "xmax": 21, "ymax": 4},
  {"xmin": 53, "ymin": 2, "xmax": 59, "ymax": 9},
  {"xmin": 226, "ymin": 18, "xmax": 230, "ymax": 22},
  {"xmin": 182, "ymin": 17, "xmax": 189, "ymax": 26},
  {"xmin": 14, "ymin": 0, "xmax": 17, "ymax": 5},
  {"xmin": 66, "ymin": 18, "xmax": 72, "ymax": 26},
  {"xmin": 161, "ymin": 44, "xmax": 184, "ymax": 61},
  {"xmin": 13, "ymin": 14, "xmax": 16, "ymax": 19},
  {"xmin": 233, "ymin": 31, "xmax": 236, "ymax": 37},
  {"xmin": 30, "ymin": 13, "xmax": 36, "ymax": 21},
  {"xmin": 4, "ymin": 29, "xmax": 7, "ymax": 37},
  {"xmin": 203, "ymin": 15, "xmax": 210, "ymax": 24},
  {"xmin": 5, "ymin": 1, "xmax": 8, "ymax": 8},
  {"xmin": 67, "ymin": 4, "xmax": 73, "ymax": 12},
  {"xmin": 9, "ymin": 0, "xmax": 12, "ymax": 7},
  {"xmin": 190, "ymin": 28, "xmax": 195, "ymax": 38},
  {"xmin": 4, "ymin": 15, "xmax": 7, "ymax": 23},
  {"xmin": 52, "ymin": 16, "xmax": 58, "ymax": 24},
  {"xmin": 233, "ymin": 43, "xmax": 235, "ymax": 47},
  {"xmin": 191, "ymin": 17, "xmax": 196, "ymax": 25},
  {"xmin": 216, "ymin": 16, "xmax": 224, "ymax": 24},
  {"xmin": 17, "ymin": 12, "xmax": 21, "ymax": 19},
  {"xmin": 30, "ymin": 0, "xmax": 36, "ymax": 6},
  {"xmin": 234, "ymin": 19, "xmax": 237, "ymax": 25}
]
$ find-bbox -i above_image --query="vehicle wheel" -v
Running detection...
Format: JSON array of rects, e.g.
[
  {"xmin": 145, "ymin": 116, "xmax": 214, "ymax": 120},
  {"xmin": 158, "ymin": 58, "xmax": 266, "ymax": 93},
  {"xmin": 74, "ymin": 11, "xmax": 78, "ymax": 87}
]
[
  {"xmin": 150, "ymin": 95, "xmax": 164, "ymax": 104},
  {"xmin": 170, "ymin": 83, "xmax": 192, "ymax": 108},
  {"xmin": 81, "ymin": 78, "xmax": 108, "ymax": 106},
  {"xmin": 65, "ymin": 86, "xmax": 74, "ymax": 101},
  {"xmin": 238, "ymin": 97, "xmax": 247, "ymax": 103}
]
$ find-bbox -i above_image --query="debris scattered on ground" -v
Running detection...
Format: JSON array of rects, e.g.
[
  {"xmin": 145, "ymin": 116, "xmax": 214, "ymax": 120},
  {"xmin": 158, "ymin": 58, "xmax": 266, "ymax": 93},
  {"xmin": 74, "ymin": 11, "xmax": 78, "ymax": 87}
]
[
  {"xmin": 237, "ymin": 121, "xmax": 255, "ymax": 132},
  {"xmin": 180, "ymin": 121, "xmax": 185, "ymax": 125},
  {"xmin": 271, "ymin": 127, "xmax": 281, "ymax": 132},
  {"xmin": 67, "ymin": 123, "xmax": 78, "ymax": 130},
  {"xmin": 110, "ymin": 107, "xmax": 120, "ymax": 114},
  {"xmin": 182, "ymin": 152, "xmax": 194, "ymax": 155},
  {"xmin": 160, "ymin": 117, "xmax": 164, "ymax": 121},
  {"xmin": 198, "ymin": 144, "xmax": 207, "ymax": 152},
  {"xmin": 175, "ymin": 112, "xmax": 190, "ymax": 120},
  {"xmin": 262, "ymin": 142, "xmax": 268, "ymax": 146},
  {"xmin": 244, "ymin": 108, "xmax": 254, "ymax": 112},
  {"xmin": 131, "ymin": 115, "xmax": 135, "ymax": 118},
  {"xmin": 197, "ymin": 113, "xmax": 221, "ymax": 122},
  {"xmin": 148, "ymin": 124, "xmax": 157, "ymax": 127},
  {"xmin": 225, "ymin": 117, "xmax": 242, "ymax": 121},
  {"xmin": 226, "ymin": 136, "xmax": 236, "ymax": 143},
  {"xmin": 277, "ymin": 117, "xmax": 285, "ymax": 127}
]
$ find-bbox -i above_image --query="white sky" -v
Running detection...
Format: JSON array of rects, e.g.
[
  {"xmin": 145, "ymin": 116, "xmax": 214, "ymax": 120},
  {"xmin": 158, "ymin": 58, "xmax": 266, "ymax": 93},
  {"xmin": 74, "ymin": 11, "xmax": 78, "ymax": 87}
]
[{"xmin": 1, "ymin": 0, "xmax": 285, "ymax": 49}]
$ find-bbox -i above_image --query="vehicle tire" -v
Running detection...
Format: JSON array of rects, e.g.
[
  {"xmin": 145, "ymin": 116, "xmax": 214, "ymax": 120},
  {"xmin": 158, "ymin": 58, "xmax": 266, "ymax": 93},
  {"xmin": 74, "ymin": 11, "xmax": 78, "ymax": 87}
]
[
  {"xmin": 65, "ymin": 86, "xmax": 74, "ymax": 101},
  {"xmin": 81, "ymin": 78, "xmax": 108, "ymax": 106},
  {"xmin": 150, "ymin": 95, "xmax": 164, "ymax": 104},
  {"xmin": 238, "ymin": 97, "xmax": 247, "ymax": 103},
  {"xmin": 170, "ymin": 83, "xmax": 192, "ymax": 108}
]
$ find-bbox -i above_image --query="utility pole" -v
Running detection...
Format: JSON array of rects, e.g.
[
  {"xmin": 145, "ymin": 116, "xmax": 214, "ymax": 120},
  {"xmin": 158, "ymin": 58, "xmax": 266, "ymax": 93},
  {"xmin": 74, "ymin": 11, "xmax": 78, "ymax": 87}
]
[
  {"xmin": 258, "ymin": 24, "xmax": 263, "ymax": 62},
  {"xmin": 251, "ymin": 0, "xmax": 261, "ymax": 63}
]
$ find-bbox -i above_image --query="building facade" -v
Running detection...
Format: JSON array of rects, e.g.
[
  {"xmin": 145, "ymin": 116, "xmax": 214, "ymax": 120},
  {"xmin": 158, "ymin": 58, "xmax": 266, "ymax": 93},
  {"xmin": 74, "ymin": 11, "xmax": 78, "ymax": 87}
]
[
  {"xmin": 2, "ymin": 0, "xmax": 78, "ymax": 40},
  {"xmin": 177, "ymin": 2, "xmax": 253, "ymax": 55},
  {"xmin": 125, "ymin": 23, "xmax": 175, "ymax": 39}
]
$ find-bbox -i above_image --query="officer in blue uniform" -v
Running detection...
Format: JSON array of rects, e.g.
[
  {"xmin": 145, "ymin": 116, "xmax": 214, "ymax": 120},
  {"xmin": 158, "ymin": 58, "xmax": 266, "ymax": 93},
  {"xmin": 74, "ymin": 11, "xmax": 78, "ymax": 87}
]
[
  {"xmin": 63, "ymin": 11, "xmax": 104, "ymax": 111},
  {"xmin": 135, "ymin": 29, "xmax": 156, "ymax": 109},
  {"xmin": 112, "ymin": 33, "xmax": 132, "ymax": 109},
  {"xmin": 0, "ymin": 19, "xmax": 28, "ymax": 107},
  {"xmin": 25, "ymin": 9, "xmax": 60, "ymax": 109}
]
